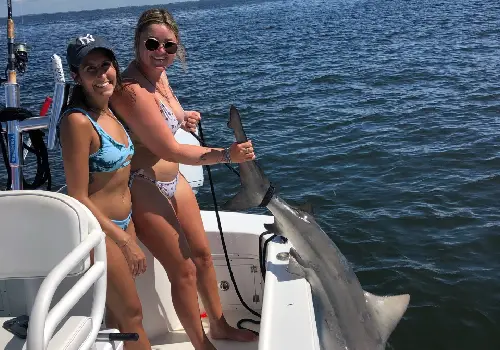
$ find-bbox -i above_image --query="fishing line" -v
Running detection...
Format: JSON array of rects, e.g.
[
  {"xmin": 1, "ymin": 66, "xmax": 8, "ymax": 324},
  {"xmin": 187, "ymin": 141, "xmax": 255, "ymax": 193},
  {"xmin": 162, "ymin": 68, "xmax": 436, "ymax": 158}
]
[{"xmin": 192, "ymin": 120, "xmax": 279, "ymax": 335}]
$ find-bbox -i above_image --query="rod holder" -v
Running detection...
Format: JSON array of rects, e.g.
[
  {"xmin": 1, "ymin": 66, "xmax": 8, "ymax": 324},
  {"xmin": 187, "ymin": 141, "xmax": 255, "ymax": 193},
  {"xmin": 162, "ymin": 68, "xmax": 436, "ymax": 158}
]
[
  {"xmin": 4, "ymin": 53, "xmax": 66, "ymax": 190},
  {"xmin": 5, "ymin": 81, "xmax": 22, "ymax": 190}
]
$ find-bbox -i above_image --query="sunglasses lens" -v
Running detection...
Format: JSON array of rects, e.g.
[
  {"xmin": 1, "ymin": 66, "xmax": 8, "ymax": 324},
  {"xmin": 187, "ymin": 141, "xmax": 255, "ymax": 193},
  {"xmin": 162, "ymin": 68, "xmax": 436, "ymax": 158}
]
[
  {"xmin": 165, "ymin": 42, "xmax": 178, "ymax": 54},
  {"xmin": 145, "ymin": 38, "xmax": 160, "ymax": 51}
]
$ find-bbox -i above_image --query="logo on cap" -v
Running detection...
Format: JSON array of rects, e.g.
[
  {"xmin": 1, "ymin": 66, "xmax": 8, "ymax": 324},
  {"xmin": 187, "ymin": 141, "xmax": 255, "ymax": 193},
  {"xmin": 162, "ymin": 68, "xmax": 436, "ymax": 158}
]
[{"xmin": 78, "ymin": 34, "xmax": 95, "ymax": 46}]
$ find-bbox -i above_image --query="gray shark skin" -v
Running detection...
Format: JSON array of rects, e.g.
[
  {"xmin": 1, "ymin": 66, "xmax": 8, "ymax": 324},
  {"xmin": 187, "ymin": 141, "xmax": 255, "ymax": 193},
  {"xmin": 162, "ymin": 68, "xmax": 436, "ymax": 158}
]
[{"xmin": 223, "ymin": 105, "xmax": 410, "ymax": 350}]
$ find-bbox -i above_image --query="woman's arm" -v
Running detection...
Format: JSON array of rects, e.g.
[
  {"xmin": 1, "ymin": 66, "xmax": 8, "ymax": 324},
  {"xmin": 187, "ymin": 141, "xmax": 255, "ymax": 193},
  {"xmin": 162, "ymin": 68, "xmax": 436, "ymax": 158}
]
[
  {"xmin": 59, "ymin": 112, "xmax": 131, "ymax": 247},
  {"xmin": 111, "ymin": 83, "xmax": 255, "ymax": 166}
]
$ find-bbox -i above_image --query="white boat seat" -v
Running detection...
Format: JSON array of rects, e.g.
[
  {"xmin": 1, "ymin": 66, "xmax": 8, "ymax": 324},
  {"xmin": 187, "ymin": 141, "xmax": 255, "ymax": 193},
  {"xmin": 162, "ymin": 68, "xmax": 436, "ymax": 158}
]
[
  {"xmin": 258, "ymin": 236, "xmax": 321, "ymax": 350},
  {"xmin": 0, "ymin": 190, "xmax": 118, "ymax": 350},
  {"xmin": 0, "ymin": 190, "xmax": 93, "ymax": 279}
]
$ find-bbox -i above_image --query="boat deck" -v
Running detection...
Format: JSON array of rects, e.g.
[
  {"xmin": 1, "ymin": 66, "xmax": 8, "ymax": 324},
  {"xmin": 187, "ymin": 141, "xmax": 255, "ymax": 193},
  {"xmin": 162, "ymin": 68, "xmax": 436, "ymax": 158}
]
[{"xmin": 150, "ymin": 310, "xmax": 259, "ymax": 350}]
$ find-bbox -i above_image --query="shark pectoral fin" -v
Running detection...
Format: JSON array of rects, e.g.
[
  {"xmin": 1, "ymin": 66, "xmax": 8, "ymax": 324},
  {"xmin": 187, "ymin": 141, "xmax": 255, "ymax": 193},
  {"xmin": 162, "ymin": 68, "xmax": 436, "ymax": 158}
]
[
  {"xmin": 289, "ymin": 248, "xmax": 308, "ymax": 266},
  {"xmin": 287, "ymin": 248, "xmax": 307, "ymax": 277},
  {"xmin": 364, "ymin": 291, "xmax": 410, "ymax": 344},
  {"xmin": 287, "ymin": 253, "xmax": 306, "ymax": 278}
]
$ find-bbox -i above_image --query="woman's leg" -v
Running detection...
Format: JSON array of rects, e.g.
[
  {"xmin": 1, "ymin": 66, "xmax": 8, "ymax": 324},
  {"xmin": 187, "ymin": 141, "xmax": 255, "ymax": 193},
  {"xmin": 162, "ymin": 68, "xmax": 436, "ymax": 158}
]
[
  {"xmin": 105, "ymin": 220, "xmax": 152, "ymax": 350},
  {"xmin": 131, "ymin": 178, "xmax": 216, "ymax": 350},
  {"xmin": 105, "ymin": 219, "xmax": 139, "ymax": 330},
  {"xmin": 171, "ymin": 175, "xmax": 257, "ymax": 342}
]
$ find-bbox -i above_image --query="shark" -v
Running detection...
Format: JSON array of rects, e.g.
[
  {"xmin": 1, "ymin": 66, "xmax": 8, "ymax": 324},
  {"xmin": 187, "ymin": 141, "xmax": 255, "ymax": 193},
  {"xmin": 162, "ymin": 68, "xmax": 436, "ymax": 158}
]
[{"xmin": 222, "ymin": 105, "xmax": 410, "ymax": 350}]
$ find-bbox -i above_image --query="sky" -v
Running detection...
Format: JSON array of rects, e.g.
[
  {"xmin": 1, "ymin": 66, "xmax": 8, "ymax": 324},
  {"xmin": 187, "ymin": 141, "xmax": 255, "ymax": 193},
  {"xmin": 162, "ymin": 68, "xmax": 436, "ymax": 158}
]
[{"xmin": 1, "ymin": 0, "xmax": 189, "ymax": 17}]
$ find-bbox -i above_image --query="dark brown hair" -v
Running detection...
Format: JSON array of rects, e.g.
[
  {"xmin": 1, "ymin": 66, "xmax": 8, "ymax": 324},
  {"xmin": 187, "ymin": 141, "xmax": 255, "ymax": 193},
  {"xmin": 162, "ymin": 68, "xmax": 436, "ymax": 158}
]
[{"xmin": 63, "ymin": 49, "xmax": 122, "ymax": 112}]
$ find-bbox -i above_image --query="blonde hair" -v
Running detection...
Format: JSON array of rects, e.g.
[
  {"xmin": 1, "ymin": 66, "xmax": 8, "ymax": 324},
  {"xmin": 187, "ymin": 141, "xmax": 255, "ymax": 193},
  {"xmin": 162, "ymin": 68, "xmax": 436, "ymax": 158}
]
[{"xmin": 134, "ymin": 8, "xmax": 186, "ymax": 65}]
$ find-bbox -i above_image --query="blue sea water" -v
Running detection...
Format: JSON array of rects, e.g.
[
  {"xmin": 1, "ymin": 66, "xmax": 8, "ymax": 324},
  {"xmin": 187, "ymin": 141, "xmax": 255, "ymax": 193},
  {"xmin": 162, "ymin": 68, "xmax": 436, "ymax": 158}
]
[{"xmin": 1, "ymin": 0, "xmax": 499, "ymax": 349}]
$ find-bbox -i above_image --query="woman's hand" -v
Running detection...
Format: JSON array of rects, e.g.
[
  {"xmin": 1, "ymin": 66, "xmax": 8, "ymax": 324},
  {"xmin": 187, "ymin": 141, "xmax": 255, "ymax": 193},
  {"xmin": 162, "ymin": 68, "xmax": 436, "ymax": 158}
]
[
  {"xmin": 183, "ymin": 110, "xmax": 201, "ymax": 133},
  {"xmin": 119, "ymin": 237, "xmax": 147, "ymax": 277},
  {"xmin": 229, "ymin": 140, "xmax": 255, "ymax": 163}
]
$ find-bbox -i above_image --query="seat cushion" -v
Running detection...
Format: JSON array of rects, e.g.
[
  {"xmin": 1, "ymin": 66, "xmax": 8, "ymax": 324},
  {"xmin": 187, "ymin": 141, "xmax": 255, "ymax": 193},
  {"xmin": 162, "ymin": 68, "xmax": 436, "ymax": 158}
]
[{"xmin": 0, "ymin": 191, "xmax": 99, "ymax": 279}]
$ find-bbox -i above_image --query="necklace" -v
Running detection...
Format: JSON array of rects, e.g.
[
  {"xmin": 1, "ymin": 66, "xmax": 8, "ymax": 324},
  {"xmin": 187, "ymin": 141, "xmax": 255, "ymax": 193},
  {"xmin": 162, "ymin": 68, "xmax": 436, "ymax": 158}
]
[
  {"xmin": 82, "ymin": 95, "xmax": 115, "ymax": 120},
  {"xmin": 87, "ymin": 106, "xmax": 121, "ymax": 126},
  {"xmin": 134, "ymin": 60, "xmax": 175, "ymax": 105},
  {"xmin": 88, "ymin": 107, "xmax": 112, "ymax": 118}
]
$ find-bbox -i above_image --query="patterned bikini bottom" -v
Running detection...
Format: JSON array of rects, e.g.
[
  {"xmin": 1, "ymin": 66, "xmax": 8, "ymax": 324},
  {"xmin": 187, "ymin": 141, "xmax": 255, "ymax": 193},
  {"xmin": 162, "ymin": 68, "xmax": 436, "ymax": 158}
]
[{"xmin": 129, "ymin": 169, "xmax": 179, "ymax": 199}]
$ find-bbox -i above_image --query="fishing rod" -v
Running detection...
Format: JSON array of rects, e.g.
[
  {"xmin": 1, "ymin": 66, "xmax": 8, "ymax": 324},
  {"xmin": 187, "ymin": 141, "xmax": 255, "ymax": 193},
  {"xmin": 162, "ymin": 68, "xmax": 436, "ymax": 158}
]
[
  {"xmin": 0, "ymin": 0, "xmax": 57, "ymax": 191},
  {"xmin": 6, "ymin": 0, "xmax": 15, "ymax": 82},
  {"xmin": 3, "ymin": 0, "xmax": 28, "ymax": 82},
  {"xmin": 4, "ymin": 0, "xmax": 24, "ymax": 190}
]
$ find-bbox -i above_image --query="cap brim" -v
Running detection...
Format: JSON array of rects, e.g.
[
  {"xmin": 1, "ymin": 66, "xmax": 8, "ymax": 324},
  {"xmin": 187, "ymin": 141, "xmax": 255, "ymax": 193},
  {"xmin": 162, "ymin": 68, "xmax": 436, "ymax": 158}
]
[{"xmin": 73, "ymin": 44, "xmax": 116, "ymax": 68}]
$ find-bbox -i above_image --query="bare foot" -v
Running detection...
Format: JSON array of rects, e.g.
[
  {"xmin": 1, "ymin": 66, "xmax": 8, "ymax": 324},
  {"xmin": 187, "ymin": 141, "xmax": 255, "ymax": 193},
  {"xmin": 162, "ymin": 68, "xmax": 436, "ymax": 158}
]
[{"xmin": 209, "ymin": 317, "xmax": 258, "ymax": 342}]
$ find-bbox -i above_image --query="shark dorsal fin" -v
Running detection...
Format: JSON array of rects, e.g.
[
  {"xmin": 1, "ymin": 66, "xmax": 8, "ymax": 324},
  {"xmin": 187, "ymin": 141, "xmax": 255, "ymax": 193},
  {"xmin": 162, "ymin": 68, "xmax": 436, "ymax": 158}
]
[{"xmin": 364, "ymin": 291, "xmax": 410, "ymax": 344}]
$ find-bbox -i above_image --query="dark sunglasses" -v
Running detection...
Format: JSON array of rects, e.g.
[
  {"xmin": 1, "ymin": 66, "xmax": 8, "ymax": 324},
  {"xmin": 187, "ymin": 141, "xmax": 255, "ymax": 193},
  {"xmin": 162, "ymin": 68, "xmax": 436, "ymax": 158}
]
[{"xmin": 144, "ymin": 38, "xmax": 178, "ymax": 54}]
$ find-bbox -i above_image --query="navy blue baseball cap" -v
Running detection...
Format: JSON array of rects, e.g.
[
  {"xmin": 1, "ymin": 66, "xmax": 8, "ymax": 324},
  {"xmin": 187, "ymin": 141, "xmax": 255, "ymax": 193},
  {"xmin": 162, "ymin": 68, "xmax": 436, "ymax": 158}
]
[{"xmin": 66, "ymin": 34, "xmax": 116, "ymax": 69}]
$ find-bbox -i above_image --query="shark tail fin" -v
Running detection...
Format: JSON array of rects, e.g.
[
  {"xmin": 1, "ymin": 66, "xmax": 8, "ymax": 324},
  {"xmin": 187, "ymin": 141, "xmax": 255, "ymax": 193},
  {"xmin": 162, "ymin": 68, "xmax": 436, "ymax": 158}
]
[
  {"xmin": 222, "ymin": 105, "xmax": 275, "ymax": 211},
  {"xmin": 222, "ymin": 186, "xmax": 265, "ymax": 211},
  {"xmin": 364, "ymin": 291, "xmax": 410, "ymax": 345},
  {"xmin": 223, "ymin": 180, "xmax": 275, "ymax": 210}
]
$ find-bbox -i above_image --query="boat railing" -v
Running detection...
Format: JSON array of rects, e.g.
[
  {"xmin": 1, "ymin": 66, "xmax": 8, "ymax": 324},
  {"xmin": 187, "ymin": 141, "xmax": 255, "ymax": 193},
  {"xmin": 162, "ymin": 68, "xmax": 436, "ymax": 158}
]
[
  {"xmin": 0, "ymin": 190, "xmax": 109, "ymax": 350},
  {"xmin": 27, "ymin": 227, "xmax": 107, "ymax": 350}
]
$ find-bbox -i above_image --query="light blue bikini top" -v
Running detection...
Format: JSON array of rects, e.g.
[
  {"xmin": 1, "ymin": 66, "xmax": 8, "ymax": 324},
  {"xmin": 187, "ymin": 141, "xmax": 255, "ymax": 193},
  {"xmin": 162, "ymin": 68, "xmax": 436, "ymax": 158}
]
[{"xmin": 63, "ymin": 107, "xmax": 134, "ymax": 173}]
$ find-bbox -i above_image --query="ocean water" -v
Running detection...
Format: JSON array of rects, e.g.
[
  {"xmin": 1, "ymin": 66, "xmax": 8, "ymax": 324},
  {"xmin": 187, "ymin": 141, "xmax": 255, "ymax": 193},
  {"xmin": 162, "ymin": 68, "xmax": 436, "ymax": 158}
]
[{"xmin": 1, "ymin": 0, "xmax": 499, "ymax": 349}]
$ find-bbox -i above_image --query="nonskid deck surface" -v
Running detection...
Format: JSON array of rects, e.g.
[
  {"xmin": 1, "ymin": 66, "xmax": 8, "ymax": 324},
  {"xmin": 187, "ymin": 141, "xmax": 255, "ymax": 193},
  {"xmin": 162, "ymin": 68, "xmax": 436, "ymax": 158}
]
[{"xmin": 150, "ymin": 310, "xmax": 259, "ymax": 350}]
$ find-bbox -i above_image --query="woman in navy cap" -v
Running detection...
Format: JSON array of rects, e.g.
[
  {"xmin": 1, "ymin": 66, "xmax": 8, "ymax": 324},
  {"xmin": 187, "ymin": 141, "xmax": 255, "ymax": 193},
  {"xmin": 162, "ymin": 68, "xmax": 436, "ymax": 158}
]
[{"xmin": 59, "ymin": 34, "xmax": 151, "ymax": 350}]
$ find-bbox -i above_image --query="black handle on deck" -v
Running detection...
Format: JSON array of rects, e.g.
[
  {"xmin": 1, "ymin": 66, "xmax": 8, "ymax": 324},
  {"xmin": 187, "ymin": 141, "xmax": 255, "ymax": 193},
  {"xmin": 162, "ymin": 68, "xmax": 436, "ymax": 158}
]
[{"xmin": 98, "ymin": 332, "xmax": 139, "ymax": 341}]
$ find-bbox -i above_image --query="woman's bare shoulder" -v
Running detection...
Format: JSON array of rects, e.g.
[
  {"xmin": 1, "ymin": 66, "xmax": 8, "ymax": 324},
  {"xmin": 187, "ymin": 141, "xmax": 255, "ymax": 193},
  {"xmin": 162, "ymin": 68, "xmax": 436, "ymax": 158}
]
[
  {"xmin": 59, "ymin": 107, "xmax": 93, "ymax": 144},
  {"xmin": 60, "ymin": 106, "xmax": 91, "ymax": 128},
  {"xmin": 115, "ymin": 63, "xmax": 148, "ymax": 101}
]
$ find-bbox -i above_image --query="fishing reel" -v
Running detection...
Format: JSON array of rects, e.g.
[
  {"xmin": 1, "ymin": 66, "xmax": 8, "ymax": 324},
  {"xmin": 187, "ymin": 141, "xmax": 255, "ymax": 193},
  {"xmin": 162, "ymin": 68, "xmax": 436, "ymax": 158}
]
[
  {"xmin": 0, "ymin": 42, "xmax": 29, "ymax": 83},
  {"xmin": 13, "ymin": 42, "xmax": 28, "ymax": 75}
]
